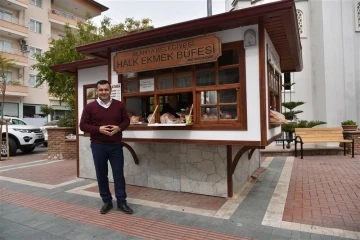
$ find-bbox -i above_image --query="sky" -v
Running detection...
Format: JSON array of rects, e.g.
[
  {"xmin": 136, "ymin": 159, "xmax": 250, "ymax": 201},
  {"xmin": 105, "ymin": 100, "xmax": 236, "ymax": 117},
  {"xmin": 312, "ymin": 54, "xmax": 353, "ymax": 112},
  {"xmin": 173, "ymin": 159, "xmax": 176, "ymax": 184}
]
[{"xmin": 92, "ymin": 0, "xmax": 226, "ymax": 28}]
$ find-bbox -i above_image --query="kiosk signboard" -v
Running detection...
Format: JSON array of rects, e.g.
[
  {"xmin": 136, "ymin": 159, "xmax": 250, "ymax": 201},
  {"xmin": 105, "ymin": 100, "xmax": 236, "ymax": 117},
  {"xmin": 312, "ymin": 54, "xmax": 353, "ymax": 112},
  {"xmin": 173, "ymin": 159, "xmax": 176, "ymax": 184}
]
[{"xmin": 114, "ymin": 35, "xmax": 221, "ymax": 74}]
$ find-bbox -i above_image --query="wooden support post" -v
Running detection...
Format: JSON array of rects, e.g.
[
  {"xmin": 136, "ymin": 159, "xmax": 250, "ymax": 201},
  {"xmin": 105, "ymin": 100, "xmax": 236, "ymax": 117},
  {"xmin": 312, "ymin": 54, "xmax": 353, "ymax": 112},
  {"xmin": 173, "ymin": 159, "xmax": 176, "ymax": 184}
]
[{"xmin": 227, "ymin": 145, "xmax": 233, "ymax": 198}]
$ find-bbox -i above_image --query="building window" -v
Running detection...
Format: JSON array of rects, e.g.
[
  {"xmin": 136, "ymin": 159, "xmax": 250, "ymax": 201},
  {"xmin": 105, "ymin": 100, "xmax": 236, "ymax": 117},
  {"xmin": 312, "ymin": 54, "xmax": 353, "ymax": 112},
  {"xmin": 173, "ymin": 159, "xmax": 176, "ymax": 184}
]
[
  {"xmin": 30, "ymin": 0, "xmax": 42, "ymax": 8},
  {"xmin": 0, "ymin": 40, "xmax": 12, "ymax": 53},
  {"xmin": 356, "ymin": 2, "xmax": 360, "ymax": 32},
  {"xmin": 29, "ymin": 74, "xmax": 37, "ymax": 87},
  {"xmin": 3, "ymin": 71, "xmax": 12, "ymax": 83},
  {"xmin": 23, "ymin": 104, "xmax": 46, "ymax": 118},
  {"xmin": 0, "ymin": 102, "xmax": 19, "ymax": 117},
  {"xmin": 0, "ymin": 10, "xmax": 12, "ymax": 22},
  {"xmin": 282, "ymin": 72, "xmax": 294, "ymax": 92},
  {"xmin": 29, "ymin": 19, "xmax": 42, "ymax": 34},
  {"xmin": 29, "ymin": 46, "xmax": 42, "ymax": 59}
]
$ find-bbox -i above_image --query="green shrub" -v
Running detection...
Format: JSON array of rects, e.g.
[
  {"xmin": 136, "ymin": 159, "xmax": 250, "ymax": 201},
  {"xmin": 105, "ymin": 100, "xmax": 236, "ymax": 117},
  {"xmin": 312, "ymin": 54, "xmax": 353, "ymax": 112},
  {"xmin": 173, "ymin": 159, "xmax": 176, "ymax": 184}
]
[
  {"xmin": 341, "ymin": 120, "xmax": 357, "ymax": 125},
  {"xmin": 57, "ymin": 110, "xmax": 75, "ymax": 128}
]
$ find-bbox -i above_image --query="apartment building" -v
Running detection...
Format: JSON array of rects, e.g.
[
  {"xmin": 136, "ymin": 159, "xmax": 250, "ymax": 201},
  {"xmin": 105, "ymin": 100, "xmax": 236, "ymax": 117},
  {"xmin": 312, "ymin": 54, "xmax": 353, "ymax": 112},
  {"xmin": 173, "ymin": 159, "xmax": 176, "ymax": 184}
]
[
  {"xmin": 226, "ymin": 0, "xmax": 360, "ymax": 127},
  {"xmin": 0, "ymin": 0, "xmax": 107, "ymax": 126}
]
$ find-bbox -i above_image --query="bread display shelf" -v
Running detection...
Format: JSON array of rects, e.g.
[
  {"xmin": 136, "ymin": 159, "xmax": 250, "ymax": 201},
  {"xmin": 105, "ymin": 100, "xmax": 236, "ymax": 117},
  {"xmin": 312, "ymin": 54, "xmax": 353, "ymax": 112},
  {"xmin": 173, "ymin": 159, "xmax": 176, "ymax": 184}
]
[
  {"xmin": 270, "ymin": 120, "xmax": 297, "ymax": 125},
  {"xmin": 130, "ymin": 122, "xmax": 146, "ymax": 125},
  {"xmin": 148, "ymin": 123, "xmax": 193, "ymax": 127}
]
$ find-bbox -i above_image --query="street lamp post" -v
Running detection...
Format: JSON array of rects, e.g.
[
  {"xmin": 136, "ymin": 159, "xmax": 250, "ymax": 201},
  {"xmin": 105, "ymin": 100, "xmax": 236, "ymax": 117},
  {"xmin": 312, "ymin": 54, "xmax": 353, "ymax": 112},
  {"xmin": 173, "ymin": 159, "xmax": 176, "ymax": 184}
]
[{"xmin": 207, "ymin": 0, "xmax": 212, "ymax": 16}]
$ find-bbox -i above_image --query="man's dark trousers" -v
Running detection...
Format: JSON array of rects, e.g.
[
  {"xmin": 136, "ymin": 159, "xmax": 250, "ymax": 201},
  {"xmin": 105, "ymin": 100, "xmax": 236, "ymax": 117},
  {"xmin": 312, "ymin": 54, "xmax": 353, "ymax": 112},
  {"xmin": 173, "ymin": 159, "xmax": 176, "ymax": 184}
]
[{"xmin": 90, "ymin": 142, "xmax": 127, "ymax": 204}]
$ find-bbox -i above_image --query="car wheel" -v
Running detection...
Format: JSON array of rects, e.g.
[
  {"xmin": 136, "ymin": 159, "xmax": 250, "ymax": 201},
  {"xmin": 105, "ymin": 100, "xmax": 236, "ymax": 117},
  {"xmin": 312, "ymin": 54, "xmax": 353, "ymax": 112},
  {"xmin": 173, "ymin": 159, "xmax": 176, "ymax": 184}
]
[
  {"xmin": 20, "ymin": 146, "xmax": 36, "ymax": 153},
  {"xmin": 1, "ymin": 138, "xmax": 17, "ymax": 157}
]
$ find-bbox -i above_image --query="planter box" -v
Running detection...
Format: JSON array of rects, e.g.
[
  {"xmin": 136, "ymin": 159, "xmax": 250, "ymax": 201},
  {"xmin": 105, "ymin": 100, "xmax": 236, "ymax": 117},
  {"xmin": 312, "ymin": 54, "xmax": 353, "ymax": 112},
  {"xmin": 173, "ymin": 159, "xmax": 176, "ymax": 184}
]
[
  {"xmin": 342, "ymin": 125, "xmax": 358, "ymax": 131},
  {"xmin": 342, "ymin": 130, "xmax": 360, "ymax": 155}
]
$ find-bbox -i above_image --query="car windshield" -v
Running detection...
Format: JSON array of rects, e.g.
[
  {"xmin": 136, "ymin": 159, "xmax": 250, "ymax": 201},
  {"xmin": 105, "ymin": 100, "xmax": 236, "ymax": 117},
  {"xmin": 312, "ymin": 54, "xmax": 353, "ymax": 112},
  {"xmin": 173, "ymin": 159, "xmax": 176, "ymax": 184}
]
[
  {"xmin": 0, "ymin": 119, "xmax": 13, "ymax": 125},
  {"xmin": 44, "ymin": 120, "xmax": 58, "ymax": 126}
]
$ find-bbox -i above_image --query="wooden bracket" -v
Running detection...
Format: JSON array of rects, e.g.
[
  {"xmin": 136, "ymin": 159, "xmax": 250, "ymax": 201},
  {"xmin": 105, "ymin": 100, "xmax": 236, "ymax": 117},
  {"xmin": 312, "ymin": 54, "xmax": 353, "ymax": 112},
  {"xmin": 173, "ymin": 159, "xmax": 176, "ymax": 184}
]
[
  {"xmin": 231, "ymin": 146, "xmax": 252, "ymax": 174},
  {"xmin": 227, "ymin": 146, "xmax": 260, "ymax": 198},
  {"xmin": 248, "ymin": 148, "xmax": 256, "ymax": 160},
  {"xmin": 123, "ymin": 142, "xmax": 139, "ymax": 165}
]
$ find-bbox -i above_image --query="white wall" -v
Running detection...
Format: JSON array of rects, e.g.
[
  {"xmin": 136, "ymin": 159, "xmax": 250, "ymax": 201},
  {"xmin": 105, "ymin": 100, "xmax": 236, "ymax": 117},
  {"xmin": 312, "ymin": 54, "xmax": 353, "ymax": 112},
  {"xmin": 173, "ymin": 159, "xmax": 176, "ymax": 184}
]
[
  {"xmin": 309, "ymin": 0, "xmax": 360, "ymax": 126},
  {"xmin": 78, "ymin": 65, "xmax": 108, "ymax": 134},
  {"xmin": 282, "ymin": 1, "xmax": 314, "ymax": 121},
  {"xmin": 231, "ymin": 0, "xmax": 360, "ymax": 128}
]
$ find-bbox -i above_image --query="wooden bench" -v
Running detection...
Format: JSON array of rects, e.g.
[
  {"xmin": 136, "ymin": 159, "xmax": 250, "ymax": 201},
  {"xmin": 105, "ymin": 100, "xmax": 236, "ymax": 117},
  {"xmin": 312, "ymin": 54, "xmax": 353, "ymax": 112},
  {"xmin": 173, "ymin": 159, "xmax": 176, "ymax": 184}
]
[{"xmin": 294, "ymin": 128, "xmax": 354, "ymax": 159}]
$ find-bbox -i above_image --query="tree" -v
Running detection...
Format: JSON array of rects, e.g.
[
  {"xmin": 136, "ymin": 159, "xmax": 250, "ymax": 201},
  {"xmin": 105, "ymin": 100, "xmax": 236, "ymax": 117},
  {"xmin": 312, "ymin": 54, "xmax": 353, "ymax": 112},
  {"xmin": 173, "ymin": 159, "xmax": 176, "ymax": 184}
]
[
  {"xmin": 0, "ymin": 53, "xmax": 15, "ymax": 160},
  {"xmin": 40, "ymin": 106, "xmax": 54, "ymax": 123},
  {"xmin": 33, "ymin": 16, "xmax": 153, "ymax": 127},
  {"xmin": 281, "ymin": 82, "xmax": 326, "ymax": 148}
]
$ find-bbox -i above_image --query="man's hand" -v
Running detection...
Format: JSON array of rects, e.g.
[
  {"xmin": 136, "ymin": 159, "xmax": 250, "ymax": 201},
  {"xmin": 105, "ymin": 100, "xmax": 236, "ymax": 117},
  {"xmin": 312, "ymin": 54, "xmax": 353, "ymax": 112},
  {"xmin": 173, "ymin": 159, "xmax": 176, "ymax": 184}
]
[
  {"xmin": 108, "ymin": 125, "xmax": 120, "ymax": 136},
  {"xmin": 99, "ymin": 125, "xmax": 120, "ymax": 136}
]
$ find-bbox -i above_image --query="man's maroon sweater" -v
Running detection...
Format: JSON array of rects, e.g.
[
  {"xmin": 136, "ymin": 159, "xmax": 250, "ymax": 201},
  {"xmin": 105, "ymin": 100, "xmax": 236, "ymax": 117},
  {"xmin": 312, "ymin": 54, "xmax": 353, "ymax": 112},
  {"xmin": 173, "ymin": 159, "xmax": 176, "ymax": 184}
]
[{"xmin": 79, "ymin": 100, "xmax": 130, "ymax": 144}]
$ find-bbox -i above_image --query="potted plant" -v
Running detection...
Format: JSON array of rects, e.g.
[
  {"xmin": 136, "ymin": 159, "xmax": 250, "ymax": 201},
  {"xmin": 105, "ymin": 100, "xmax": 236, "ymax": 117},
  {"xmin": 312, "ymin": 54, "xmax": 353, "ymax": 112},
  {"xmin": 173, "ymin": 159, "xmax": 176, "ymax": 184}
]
[{"xmin": 341, "ymin": 120, "xmax": 358, "ymax": 131}]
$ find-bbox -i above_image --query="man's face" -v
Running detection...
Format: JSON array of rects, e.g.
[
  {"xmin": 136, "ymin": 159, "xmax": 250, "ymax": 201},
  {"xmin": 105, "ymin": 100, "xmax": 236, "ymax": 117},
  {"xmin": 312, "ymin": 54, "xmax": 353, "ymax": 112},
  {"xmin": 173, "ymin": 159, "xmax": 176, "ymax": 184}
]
[{"xmin": 96, "ymin": 83, "xmax": 111, "ymax": 102}]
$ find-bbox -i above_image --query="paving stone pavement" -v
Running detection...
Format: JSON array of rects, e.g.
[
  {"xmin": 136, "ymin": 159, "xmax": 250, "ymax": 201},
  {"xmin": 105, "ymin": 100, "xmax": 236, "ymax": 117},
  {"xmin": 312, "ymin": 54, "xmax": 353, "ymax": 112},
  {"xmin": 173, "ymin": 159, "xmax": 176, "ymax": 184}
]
[{"xmin": 0, "ymin": 154, "xmax": 359, "ymax": 240}]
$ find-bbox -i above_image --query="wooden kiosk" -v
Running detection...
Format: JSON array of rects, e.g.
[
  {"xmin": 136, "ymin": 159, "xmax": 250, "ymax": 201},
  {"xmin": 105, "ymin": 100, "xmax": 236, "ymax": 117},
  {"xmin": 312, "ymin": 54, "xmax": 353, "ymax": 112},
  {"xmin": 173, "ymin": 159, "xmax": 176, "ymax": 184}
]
[{"xmin": 52, "ymin": 0, "xmax": 302, "ymax": 198}]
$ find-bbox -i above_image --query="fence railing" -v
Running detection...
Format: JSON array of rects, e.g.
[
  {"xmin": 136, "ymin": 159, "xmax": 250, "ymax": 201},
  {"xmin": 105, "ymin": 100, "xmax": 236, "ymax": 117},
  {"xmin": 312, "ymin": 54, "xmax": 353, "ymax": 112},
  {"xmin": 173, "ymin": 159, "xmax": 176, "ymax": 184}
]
[
  {"xmin": 49, "ymin": 8, "xmax": 85, "ymax": 23},
  {"xmin": 0, "ymin": 47, "xmax": 28, "ymax": 56},
  {"xmin": 50, "ymin": 34, "xmax": 63, "ymax": 40},
  {"xmin": 5, "ymin": 78, "xmax": 26, "ymax": 86},
  {"xmin": 0, "ymin": 16, "xmax": 26, "ymax": 27}
]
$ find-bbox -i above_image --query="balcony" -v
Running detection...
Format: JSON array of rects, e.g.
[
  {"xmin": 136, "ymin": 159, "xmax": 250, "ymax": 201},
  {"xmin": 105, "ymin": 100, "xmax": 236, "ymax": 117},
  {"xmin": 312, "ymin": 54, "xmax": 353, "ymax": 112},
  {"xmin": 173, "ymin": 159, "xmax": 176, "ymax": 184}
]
[
  {"xmin": 48, "ymin": 94, "xmax": 59, "ymax": 100},
  {"xmin": 48, "ymin": 34, "xmax": 63, "ymax": 44},
  {"xmin": 2, "ymin": 79, "xmax": 28, "ymax": 97},
  {"xmin": 0, "ymin": 17, "xmax": 28, "ymax": 39},
  {"xmin": 0, "ymin": 0, "xmax": 28, "ymax": 11},
  {"xmin": 48, "ymin": 9, "xmax": 85, "ymax": 30},
  {"xmin": 0, "ymin": 48, "xmax": 28, "ymax": 68}
]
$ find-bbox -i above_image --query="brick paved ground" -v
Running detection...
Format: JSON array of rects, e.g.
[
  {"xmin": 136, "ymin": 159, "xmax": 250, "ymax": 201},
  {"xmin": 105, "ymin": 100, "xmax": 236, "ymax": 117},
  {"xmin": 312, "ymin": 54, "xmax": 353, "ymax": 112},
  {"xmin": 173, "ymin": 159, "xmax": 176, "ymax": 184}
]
[
  {"xmin": 0, "ymin": 152, "xmax": 47, "ymax": 167},
  {"xmin": 0, "ymin": 160, "xmax": 76, "ymax": 185},
  {"xmin": 1, "ymin": 154, "xmax": 359, "ymax": 240},
  {"xmin": 86, "ymin": 184, "xmax": 227, "ymax": 211},
  {"xmin": 284, "ymin": 156, "xmax": 360, "ymax": 232}
]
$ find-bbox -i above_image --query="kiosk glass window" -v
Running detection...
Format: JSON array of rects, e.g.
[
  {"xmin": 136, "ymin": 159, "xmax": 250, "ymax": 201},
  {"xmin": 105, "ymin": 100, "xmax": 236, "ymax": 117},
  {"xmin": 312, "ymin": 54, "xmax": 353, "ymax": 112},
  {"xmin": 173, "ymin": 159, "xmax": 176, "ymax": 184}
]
[
  {"xmin": 218, "ymin": 49, "xmax": 239, "ymax": 66},
  {"xmin": 158, "ymin": 76, "xmax": 173, "ymax": 90},
  {"xmin": 121, "ymin": 41, "xmax": 246, "ymax": 129},
  {"xmin": 83, "ymin": 84, "xmax": 98, "ymax": 105},
  {"xmin": 198, "ymin": 41, "xmax": 244, "ymax": 125},
  {"xmin": 200, "ymin": 89, "xmax": 238, "ymax": 120},
  {"xmin": 196, "ymin": 71, "xmax": 216, "ymax": 86},
  {"xmin": 175, "ymin": 74, "xmax": 191, "ymax": 88},
  {"xmin": 123, "ymin": 79, "xmax": 138, "ymax": 93},
  {"xmin": 219, "ymin": 68, "xmax": 239, "ymax": 85}
]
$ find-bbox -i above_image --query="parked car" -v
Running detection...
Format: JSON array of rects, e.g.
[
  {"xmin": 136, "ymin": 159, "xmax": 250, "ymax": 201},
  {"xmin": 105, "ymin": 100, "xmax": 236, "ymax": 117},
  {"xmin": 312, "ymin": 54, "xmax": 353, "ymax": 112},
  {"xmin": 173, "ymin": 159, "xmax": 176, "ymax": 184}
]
[
  {"xmin": 39, "ymin": 120, "xmax": 59, "ymax": 147},
  {"xmin": 0, "ymin": 117, "xmax": 45, "ymax": 156}
]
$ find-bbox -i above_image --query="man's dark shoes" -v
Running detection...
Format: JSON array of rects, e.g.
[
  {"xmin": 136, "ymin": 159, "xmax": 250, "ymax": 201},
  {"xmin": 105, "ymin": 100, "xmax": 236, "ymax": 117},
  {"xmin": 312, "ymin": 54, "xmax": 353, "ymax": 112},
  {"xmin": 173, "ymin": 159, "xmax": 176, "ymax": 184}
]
[
  {"xmin": 118, "ymin": 202, "xmax": 133, "ymax": 214},
  {"xmin": 100, "ymin": 201, "xmax": 113, "ymax": 214}
]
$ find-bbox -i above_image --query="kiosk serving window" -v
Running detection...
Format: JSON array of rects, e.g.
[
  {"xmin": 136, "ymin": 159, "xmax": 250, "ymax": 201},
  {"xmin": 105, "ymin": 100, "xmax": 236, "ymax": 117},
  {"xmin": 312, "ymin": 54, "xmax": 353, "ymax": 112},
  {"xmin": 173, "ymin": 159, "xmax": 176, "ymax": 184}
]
[
  {"xmin": 267, "ymin": 62, "xmax": 282, "ymax": 128},
  {"xmin": 119, "ymin": 41, "xmax": 246, "ymax": 130}
]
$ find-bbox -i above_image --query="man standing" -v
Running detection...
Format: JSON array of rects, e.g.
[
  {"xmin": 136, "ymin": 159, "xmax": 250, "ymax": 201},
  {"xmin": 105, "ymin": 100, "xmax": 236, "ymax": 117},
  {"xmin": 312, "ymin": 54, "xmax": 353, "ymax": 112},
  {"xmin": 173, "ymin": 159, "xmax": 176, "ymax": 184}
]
[{"xmin": 80, "ymin": 80, "xmax": 132, "ymax": 214}]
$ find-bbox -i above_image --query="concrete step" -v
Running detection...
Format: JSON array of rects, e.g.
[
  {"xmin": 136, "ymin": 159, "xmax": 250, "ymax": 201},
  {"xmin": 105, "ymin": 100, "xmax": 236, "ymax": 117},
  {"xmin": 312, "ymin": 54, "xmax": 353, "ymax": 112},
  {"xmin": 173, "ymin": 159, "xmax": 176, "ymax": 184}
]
[{"xmin": 261, "ymin": 146, "xmax": 345, "ymax": 157}]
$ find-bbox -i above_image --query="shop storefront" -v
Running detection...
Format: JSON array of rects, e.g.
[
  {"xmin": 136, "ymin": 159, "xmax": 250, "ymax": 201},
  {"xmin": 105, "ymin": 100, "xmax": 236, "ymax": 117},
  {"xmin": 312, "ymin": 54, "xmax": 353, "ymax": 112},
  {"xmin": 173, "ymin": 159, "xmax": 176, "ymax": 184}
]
[{"xmin": 52, "ymin": 0, "xmax": 302, "ymax": 197}]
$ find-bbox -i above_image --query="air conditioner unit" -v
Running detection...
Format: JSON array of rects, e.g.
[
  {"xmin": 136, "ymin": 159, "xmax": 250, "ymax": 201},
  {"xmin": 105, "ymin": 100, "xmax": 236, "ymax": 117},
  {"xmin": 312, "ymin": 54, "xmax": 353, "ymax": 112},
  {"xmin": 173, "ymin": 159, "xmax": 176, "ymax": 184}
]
[
  {"xmin": 21, "ymin": 45, "xmax": 30, "ymax": 53},
  {"xmin": 19, "ymin": 39, "xmax": 27, "ymax": 45}
]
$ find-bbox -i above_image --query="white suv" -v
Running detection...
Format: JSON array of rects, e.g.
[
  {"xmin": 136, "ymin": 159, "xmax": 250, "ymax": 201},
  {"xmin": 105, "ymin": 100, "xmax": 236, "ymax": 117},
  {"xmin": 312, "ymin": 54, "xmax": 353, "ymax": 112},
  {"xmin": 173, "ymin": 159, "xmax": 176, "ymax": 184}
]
[{"xmin": 1, "ymin": 117, "xmax": 45, "ymax": 156}]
